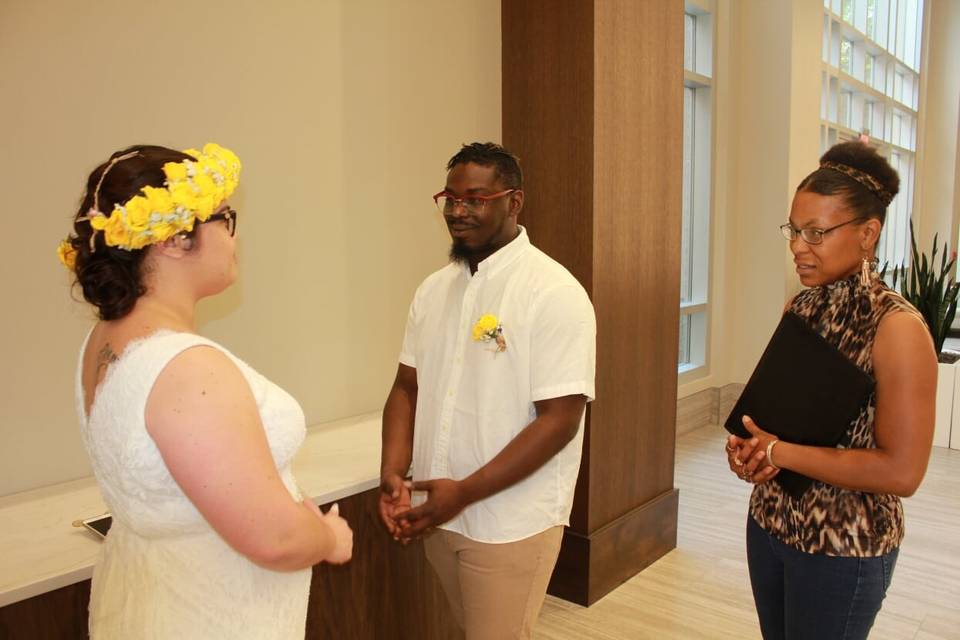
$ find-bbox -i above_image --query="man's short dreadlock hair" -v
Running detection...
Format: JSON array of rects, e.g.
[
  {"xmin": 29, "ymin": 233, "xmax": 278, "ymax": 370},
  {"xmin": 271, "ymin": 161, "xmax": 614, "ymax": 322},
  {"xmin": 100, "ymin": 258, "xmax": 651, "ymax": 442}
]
[{"xmin": 446, "ymin": 142, "xmax": 523, "ymax": 190}]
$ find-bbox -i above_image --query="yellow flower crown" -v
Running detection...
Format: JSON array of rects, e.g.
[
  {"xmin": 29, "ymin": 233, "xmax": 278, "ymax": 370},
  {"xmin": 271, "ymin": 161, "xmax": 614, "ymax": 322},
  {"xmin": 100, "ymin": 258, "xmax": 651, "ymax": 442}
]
[{"xmin": 57, "ymin": 143, "xmax": 241, "ymax": 270}]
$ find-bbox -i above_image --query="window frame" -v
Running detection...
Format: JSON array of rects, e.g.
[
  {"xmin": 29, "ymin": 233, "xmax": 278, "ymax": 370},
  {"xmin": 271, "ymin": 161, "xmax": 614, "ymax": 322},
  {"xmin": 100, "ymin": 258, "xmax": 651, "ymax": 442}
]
[{"xmin": 678, "ymin": 0, "xmax": 715, "ymax": 380}]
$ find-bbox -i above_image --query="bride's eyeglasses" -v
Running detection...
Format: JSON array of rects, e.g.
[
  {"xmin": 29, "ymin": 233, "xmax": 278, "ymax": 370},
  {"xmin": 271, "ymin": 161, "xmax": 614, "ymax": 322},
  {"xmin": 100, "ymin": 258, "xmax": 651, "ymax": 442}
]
[{"xmin": 203, "ymin": 208, "xmax": 238, "ymax": 237}]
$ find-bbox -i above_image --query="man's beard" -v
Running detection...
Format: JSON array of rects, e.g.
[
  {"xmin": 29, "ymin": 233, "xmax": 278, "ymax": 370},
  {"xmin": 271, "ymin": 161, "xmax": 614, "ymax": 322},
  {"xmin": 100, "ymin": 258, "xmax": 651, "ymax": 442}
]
[
  {"xmin": 449, "ymin": 238, "xmax": 497, "ymax": 264},
  {"xmin": 448, "ymin": 216, "xmax": 511, "ymax": 264}
]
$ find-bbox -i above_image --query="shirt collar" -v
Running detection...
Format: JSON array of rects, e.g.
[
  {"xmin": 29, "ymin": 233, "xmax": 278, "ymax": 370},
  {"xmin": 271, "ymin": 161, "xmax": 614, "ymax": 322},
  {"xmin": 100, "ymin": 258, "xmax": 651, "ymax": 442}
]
[{"xmin": 466, "ymin": 226, "xmax": 530, "ymax": 279}]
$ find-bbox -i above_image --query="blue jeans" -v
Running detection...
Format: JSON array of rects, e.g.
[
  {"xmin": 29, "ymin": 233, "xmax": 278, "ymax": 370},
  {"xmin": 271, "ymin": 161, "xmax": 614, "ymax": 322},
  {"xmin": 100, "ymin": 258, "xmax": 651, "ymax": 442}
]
[{"xmin": 746, "ymin": 516, "xmax": 898, "ymax": 640}]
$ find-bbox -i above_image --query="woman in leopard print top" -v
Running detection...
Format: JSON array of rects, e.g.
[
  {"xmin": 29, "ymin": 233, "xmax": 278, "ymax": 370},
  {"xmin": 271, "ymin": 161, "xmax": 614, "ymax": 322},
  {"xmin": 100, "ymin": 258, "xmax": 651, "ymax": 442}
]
[{"xmin": 726, "ymin": 141, "xmax": 937, "ymax": 640}]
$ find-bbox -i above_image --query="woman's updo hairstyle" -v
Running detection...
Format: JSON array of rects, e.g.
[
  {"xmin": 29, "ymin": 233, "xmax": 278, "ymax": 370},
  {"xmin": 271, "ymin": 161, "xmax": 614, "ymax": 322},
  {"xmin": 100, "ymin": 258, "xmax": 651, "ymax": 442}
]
[
  {"xmin": 66, "ymin": 145, "xmax": 196, "ymax": 321},
  {"xmin": 796, "ymin": 141, "xmax": 900, "ymax": 225}
]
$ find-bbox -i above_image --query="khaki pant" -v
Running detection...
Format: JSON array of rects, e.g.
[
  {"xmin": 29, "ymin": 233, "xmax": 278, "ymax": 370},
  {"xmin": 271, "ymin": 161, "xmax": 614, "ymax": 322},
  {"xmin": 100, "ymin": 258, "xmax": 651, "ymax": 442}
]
[{"xmin": 423, "ymin": 526, "xmax": 564, "ymax": 640}]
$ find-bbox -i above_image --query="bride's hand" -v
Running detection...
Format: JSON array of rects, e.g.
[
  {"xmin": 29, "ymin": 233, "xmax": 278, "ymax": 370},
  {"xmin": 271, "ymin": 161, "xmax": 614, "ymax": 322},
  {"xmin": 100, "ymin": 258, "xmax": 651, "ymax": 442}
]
[{"xmin": 317, "ymin": 502, "xmax": 353, "ymax": 564}]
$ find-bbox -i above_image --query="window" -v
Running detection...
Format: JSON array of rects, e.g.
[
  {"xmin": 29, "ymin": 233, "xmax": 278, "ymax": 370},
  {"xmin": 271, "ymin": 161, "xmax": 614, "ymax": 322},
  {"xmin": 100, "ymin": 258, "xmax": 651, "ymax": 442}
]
[
  {"xmin": 842, "ymin": 0, "xmax": 855, "ymax": 21},
  {"xmin": 821, "ymin": 0, "xmax": 924, "ymax": 270},
  {"xmin": 839, "ymin": 90, "xmax": 853, "ymax": 127},
  {"xmin": 679, "ymin": 2, "xmax": 713, "ymax": 374},
  {"xmin": 684, "ymin": 14, "xmax": 695, "ymax": 72},
  {"xmin": 840, "ymin": 38, "xmax": 853, "ymax": 74}
]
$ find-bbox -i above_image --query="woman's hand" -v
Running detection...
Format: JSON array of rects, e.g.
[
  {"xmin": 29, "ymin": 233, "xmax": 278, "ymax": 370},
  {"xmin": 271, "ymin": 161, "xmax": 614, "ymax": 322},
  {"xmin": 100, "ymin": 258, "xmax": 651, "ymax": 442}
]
[
  {"xmin": 305, "ymin": 500, "xmax": 353, "ymax": 564},
  {"xmin": 740, "ymin": 416, "xmax": 777, "ymax": 455},
  {"xmin": 725, "ymin": 416, "xmax": 780, "ymax": 485}
]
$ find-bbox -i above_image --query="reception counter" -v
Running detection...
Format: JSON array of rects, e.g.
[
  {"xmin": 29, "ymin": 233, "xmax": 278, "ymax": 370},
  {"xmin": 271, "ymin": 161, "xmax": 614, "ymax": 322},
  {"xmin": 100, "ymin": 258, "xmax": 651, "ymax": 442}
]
[{"xmin": 0, "ymin": 413, "xmax": 461, "ymax": 639}]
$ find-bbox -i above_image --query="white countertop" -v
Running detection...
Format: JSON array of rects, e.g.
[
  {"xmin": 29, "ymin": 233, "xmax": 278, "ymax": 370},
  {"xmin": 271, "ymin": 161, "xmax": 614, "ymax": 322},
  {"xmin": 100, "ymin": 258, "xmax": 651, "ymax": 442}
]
[{"xmin": 0, "ymin": 412, "xmax": 382, "ymax": 608}]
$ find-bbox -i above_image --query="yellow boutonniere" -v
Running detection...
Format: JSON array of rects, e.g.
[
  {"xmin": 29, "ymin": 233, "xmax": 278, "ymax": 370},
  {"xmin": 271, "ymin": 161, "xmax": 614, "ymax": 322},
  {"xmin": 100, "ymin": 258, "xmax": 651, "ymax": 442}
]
[{"xmin": 472, "ymin": 314, "xmax": 506, "ymax": 353}]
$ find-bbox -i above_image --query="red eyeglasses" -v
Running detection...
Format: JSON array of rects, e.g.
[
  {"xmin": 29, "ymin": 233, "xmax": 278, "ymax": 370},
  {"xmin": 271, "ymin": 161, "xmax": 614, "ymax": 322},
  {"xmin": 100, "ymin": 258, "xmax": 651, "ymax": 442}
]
[{"xmin": 433, "ymin": 189, "xmax": 517, "ymax": 215}]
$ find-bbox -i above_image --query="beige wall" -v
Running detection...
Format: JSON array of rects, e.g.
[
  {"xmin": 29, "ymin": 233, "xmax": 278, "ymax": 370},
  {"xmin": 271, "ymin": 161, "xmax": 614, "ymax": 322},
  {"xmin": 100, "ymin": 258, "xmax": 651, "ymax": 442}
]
[
  {"xmin": 0, "ymin": 0, "xmax": 500, "ymax": 496},
  {"xmin": 725, "ymin": 0, "xmax": 823, "ymax": 385},
  {"xmin": 680, "ymin": 0, "xmax": 824, "ymax": 398}
]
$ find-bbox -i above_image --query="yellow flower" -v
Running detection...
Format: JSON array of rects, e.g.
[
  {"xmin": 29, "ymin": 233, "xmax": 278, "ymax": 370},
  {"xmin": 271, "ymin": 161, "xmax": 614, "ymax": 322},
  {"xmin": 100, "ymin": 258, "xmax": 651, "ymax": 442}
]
[
  {"xmin": 192, "ymin": 172, "xmax": 216, "ymax": 194},
  {"xmin": 472, "ymin": 314, "xmax": 500, "ymax": 341},
  {"xmin": 103, "ymin": 212, "xmax": 132, "ymax": 248},
  {"xmin": 142, "ymin": 185, "xmax": 174, "ymax": 215},
  {"xmin": 204, "ymin": 143, "xmax": 241, "ymax": 170},
  {"xmin": 57, "ymin": 239, "xmax": 77, "ymax": 270},
  {"xmin": 209, "ymin": 184, "xmax": 226, "ymax": 206},
  {"xmin": 193, "ymin": 192, "xmax": 215, "ymax": 220},
  {"xmin": 477, "ymin": 314, "xmax": 498, "ymax": 332},
  {"xmin": 202, "ymin": 142, "xmax": 224, "ymax": 156},
  {"xmin": 169, "ymin": 181, "xmax": 199, "ymax": 211},
  {"xmin": 163, "ymin": 161, "xmax": 188, "ymax": 182},
  {"xmin": 89, "ymin": 214, "xmax": 109, "ymax": 231},
  {"xmin": 150, "ymin": 219, "xmax": 180, "ymax": 242},
  {"xmin": 127, "ymin": 232, "xmax": 152, "ymax": 250},
  {"xmin": 122, "ymin": 198, "xmax": 150, "ymax": 233}
]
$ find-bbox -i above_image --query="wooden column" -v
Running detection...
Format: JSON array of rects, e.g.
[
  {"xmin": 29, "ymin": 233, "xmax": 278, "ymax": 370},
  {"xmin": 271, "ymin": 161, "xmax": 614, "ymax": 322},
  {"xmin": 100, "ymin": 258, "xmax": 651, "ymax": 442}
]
[{"xmin": 503, "ymin": 0, "xmax": 683, "ymax": 605}]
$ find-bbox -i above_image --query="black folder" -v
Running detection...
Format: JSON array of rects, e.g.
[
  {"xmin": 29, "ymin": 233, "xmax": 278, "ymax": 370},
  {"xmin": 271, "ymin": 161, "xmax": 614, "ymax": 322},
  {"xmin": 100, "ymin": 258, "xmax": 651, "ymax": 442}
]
[{"xmin": 724, "ymin": 311, "xmax": 875, "ymax": 499}]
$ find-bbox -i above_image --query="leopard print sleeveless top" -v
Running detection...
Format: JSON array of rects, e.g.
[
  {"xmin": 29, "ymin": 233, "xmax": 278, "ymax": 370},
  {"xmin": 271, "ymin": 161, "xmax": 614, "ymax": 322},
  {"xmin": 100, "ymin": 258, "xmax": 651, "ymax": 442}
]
[{"xmin": 749, "ymin": 273, "xmax": 923, "ymax": 557}]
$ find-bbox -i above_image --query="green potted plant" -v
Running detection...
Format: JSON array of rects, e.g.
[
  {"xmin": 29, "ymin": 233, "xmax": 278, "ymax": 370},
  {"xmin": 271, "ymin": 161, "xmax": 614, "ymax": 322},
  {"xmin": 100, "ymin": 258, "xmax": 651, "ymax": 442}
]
[{"xmin": 889, "ymin": 221, "xmax": 960, "ymax": 362}]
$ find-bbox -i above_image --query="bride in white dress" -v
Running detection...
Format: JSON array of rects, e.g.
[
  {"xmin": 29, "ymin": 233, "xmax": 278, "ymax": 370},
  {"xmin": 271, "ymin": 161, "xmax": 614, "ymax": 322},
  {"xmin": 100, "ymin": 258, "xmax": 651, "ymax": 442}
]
[{"xmin": 57, "ymin": 144, "xmax": 352, "ymax": 639}]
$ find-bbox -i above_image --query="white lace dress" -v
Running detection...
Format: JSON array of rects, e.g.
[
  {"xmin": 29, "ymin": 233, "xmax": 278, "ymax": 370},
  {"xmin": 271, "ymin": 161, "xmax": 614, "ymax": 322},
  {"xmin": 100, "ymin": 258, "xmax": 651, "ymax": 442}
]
[{"xmin": 76, "ymin": 330, "xmax": 312, "ymax": 639}]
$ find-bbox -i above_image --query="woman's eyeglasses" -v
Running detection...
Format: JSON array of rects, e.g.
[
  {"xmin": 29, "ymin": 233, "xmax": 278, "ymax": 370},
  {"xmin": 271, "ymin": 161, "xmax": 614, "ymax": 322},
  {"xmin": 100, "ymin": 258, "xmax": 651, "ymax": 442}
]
[
  {"xmin": 780, "ymin": 217, "xmax": 864, "ymax": 245},
  {"xmin": 204, "ymin": 208, "xmax": 238, "ymax": 237}
]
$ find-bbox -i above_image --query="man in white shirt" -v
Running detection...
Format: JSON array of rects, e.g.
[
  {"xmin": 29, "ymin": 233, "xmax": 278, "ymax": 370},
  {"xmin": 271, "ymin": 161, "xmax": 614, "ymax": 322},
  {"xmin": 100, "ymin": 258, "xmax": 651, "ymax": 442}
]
[{"xmin": 379, "ymin": 142, "xmax": 596, "ymax": 640}]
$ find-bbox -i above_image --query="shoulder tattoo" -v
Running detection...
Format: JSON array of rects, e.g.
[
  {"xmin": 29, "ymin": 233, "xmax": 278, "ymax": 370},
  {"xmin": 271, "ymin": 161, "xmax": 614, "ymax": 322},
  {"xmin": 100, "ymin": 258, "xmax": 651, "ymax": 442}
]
[{"xmin": 96, "ymin": 343, "xmax": 119, "ymax": 374}]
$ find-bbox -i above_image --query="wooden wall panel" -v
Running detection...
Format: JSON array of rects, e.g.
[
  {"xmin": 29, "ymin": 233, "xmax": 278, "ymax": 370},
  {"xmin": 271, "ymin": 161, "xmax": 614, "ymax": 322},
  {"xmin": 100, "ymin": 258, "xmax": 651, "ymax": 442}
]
[
  {"xmin": 306, "ymin": 490, "xmax": 462, "ymax": 639},
  {"xmin": 590, "ymin": 0, "xmax": 684, "ymax": 526},
  {"xmin": 502, "ymin": 0, "xmax": 598, "ymax": 535},
  {"xmin": 0, "ymin": 580, "xmax": 90, "ymax": 639},
  {"xmin": 501, "ymin": 0, "xmax": 595, "ymax": 291}
]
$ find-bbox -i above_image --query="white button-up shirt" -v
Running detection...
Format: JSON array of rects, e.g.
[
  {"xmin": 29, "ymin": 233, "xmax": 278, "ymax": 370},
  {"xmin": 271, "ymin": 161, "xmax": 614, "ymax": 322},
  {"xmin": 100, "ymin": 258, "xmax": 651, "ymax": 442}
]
[{"xmin": 399, "ymin": 227, "xmax": 596, "ymax": 543}]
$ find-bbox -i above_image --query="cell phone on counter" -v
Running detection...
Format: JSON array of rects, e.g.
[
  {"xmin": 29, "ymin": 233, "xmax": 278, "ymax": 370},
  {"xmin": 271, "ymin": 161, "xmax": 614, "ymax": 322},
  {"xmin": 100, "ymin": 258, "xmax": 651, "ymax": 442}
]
[{"xmin": 78, "ymin": 513, "xmax": 113, "ymax": 539}]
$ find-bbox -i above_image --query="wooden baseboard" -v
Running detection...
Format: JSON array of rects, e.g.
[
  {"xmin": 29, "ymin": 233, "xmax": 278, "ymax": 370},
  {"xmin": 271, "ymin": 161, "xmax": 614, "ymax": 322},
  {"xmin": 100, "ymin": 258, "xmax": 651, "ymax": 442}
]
[
  {"xmin": 676, "ymin": 383, "xmax": 745, "ymax": 435},
  {"xmin": 547, "ymin": 488, "xmax": 680, "ymax": 606}
]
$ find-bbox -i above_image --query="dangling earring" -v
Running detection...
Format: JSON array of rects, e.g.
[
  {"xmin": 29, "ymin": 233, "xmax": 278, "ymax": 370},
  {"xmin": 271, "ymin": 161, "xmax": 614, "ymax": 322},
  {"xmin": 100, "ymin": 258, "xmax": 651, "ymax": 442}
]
[{"xmin": 860, "ymin": 254, "xmax": 874, "ymax": 286}]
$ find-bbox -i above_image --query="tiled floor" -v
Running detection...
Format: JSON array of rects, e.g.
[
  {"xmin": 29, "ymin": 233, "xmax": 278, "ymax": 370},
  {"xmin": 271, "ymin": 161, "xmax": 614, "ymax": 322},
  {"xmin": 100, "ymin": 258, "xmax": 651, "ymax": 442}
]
[{"xmin": 536, "ymin": 425, "xmax": 960, "ymax": 640}]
